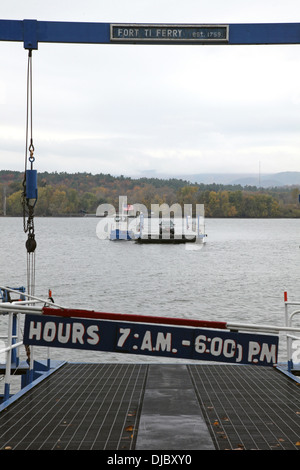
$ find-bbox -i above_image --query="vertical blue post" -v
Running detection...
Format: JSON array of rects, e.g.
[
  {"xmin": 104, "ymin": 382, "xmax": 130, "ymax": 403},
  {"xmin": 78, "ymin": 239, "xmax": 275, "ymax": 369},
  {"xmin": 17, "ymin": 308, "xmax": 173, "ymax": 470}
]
[
  {"xmin": 47, "ymin": 349, "xmax": 51, "ymax": 371},
  {"xmin": 29, "ymin": 368, "xmax": 34, "ymax": 384},
  {"xmin": 12, "ymin": 314, "xmax": 18, "ymax": 366},
  {"xmin": 4, "ymin": 383, "xmax": 10, "ymax": 402},
  {"xmin": 4, "ymin": 312, "xmax": 13, "ymax": 402}
]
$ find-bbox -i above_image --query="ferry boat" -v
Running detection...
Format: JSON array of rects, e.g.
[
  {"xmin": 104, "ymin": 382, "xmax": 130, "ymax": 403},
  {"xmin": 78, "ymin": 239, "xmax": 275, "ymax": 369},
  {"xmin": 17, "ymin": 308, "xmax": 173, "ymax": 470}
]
[
  {"xmin": 109, "ymin": 214, "xmax": 137, "ymax": 240},
  {"xmin": 136, "ymin": 216, "xmax": 207, "ymax": 244},
  {"xmin": 109, "ymin": 215, "xmax": 135, "ymax": 240}
]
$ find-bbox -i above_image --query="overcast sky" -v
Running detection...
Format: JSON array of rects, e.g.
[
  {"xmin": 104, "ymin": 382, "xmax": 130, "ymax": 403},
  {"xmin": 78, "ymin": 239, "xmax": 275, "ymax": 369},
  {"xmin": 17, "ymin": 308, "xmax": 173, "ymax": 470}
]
[{"xmin": 1, "ymin": 0, "xmax": 300, "ymax": 178}]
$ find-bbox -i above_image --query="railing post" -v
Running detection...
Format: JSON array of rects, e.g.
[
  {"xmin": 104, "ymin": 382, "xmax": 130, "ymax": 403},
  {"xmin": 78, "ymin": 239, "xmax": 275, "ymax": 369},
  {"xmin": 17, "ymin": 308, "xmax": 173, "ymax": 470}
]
[
  {"xmin": 47, "ymin": 347, "xmax": 51, "ymax": 371},
  {"xmin": 284, "ymin": 292, "xmax": 300, "ymax": 372},
  {"xmin": 11, "ymin": 313, "xmax": 19, "ymax": 366},
  {"xmin": 4, "ymin": 312, "xmax": 13, "ymax": 401},
  {"xmin": 284, "ymin": 292, "xmax": 293, "ymax": 371},
  {"xmin": 287, "ymin": 309, "xmax": 293, "ymax": 372}
]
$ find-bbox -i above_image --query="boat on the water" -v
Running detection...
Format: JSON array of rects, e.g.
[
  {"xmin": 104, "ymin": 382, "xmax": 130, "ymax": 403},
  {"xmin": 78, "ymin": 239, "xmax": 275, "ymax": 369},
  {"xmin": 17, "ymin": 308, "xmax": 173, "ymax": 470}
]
[
  {"xmin": 135, "ymin": 216, "xmax": 207, "ymax": 244},
  {"xmin": 109, "ymin": 214, "xmax": 137, "ymax": 240}
]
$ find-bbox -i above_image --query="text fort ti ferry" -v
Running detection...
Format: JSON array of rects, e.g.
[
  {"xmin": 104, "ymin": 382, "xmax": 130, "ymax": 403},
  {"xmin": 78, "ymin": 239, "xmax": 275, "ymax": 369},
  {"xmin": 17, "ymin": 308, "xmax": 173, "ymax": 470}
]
[{"xmin": 1, "ymin": 18, "xmax": 300, "ymax": 451}]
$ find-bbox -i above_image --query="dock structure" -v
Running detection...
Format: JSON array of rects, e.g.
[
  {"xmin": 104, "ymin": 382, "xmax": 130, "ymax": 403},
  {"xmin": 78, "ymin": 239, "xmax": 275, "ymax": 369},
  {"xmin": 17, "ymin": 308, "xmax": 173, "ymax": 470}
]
[
  {"xmin": 0, "ymin": 362, "xmax": 299, "ymax": 450},
  {"xmin": 1, "ymin": 288, "xmax": 300, "ymax": 450}
]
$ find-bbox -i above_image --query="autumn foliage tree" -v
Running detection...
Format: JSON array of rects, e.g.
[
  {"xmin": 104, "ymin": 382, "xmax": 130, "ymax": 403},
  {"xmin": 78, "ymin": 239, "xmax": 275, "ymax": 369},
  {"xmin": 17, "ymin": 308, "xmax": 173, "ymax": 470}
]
[{"xmin": 0, "ymin": 170, "xmax": 299, "ymax": 218}]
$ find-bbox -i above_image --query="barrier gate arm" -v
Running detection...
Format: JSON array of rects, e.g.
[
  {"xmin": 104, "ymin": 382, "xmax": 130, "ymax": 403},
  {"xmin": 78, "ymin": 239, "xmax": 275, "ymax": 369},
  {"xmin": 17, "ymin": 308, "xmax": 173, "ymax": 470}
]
[{"xmin": 0, "ymin": 20, "xmax": 300, "ymax": 49}]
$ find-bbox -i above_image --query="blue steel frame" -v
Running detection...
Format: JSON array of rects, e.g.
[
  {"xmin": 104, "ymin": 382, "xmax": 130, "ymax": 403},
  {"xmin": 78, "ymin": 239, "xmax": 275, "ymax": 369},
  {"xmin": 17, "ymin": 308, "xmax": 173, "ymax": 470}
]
[{"xmin": 0, "ymin": 19, "xmax": 300, "ymax": 49}]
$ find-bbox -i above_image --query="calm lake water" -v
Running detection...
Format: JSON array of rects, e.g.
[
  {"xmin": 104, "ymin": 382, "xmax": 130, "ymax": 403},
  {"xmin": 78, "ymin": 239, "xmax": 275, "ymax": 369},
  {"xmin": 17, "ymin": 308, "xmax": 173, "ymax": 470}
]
[{"xmin": 1, "ymin": 217, "xmax": 300, "ymax": 367}]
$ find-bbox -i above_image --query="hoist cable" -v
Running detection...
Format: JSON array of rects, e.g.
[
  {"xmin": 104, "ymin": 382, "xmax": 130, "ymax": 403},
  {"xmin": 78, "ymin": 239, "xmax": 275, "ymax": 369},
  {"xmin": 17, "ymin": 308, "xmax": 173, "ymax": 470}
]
[
  {"xmin": 22, "ymin": 50, "xmax": 34, "ymax": 233},
  {"xmin": 24, "ymin": 50, "xmax": 34, "ymax": 172},
  {"xmin": 24, "ymin": 50, "xmax": 34, "ymax": 189},
  {"xmin": 22, "ymin": 49, "xmax": 37, "ymax": 297}
]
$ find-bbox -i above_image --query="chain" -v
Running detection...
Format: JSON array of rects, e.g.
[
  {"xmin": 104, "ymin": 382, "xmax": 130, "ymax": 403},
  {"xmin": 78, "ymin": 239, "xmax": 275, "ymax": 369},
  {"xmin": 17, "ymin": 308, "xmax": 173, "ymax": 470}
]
[
  {"xmin": 22, "ymin": 49, "xmax": 37, "ymax": 297},
  {"xmin": 22, "ymin": 49, "xmax": 35, "ymax": 234}
]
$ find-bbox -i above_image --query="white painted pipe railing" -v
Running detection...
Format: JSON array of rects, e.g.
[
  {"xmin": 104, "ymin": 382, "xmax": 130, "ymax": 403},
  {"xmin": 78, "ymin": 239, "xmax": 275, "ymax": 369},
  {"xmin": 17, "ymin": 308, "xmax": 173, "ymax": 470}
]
[
  {"xmin": 0, "ymin": 308, "xmax": 39, "ymax": 402},
  {"xmin": 1, "ymin": 302, "xmax": 300, "ymax": 333},
  {"xmin": 284, "ymin": 292, "xmax": 300, "ymax": 371},
  {"xmin": 0, "ymin": 285, "xmax": 65, "ymax": 309},
  {"xmin": 0, "ymin": 286, "xmax": 65, "ymax": 403}
]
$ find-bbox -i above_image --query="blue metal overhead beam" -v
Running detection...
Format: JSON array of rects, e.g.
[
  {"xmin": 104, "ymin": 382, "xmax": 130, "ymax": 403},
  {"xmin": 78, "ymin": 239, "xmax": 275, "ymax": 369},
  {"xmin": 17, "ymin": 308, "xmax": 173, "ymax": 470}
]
[
  {"xmin": 229, "ymin": 22, "xmax": 300, "ymax": 45},
  {"xmin": 0, "ymin": 19, "xmax": 300, "ymax": 49}
]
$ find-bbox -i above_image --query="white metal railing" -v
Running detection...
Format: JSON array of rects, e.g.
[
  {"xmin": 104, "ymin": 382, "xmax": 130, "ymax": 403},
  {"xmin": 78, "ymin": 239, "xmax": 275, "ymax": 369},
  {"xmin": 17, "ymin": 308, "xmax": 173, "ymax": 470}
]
[
  {"xmin": 0, "ymin": 310, "xmax": 25, "ymax": 402},
  {"xmin": 0, "ymin": 287, "xmax": 64, "ymax": 403},
  {"xmin": 0, "ymin": 308, "xmax": 35, "ymax": 402},
  {"xmin": 284, "ymin": 292, "xmax": 300, "ymax": 372}
]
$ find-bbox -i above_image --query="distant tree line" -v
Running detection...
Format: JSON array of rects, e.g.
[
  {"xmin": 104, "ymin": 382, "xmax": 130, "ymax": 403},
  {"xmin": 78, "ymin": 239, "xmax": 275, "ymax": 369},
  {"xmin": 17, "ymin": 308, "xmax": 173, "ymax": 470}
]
[{"xmin": 0, "ymin": 170, "xmax": 300, "ymax": 217}]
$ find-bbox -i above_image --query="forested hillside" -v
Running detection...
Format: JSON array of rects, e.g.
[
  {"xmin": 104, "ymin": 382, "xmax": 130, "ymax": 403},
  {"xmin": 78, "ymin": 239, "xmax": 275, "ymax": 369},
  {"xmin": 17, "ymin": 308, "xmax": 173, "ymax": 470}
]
[{"xmin": 0, "ymin": 170, "xmax": 300, "ymax": 217}]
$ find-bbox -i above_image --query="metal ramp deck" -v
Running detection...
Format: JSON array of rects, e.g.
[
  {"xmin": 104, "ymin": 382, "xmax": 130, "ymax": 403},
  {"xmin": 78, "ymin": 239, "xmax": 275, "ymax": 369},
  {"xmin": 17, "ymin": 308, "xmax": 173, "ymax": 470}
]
[{"xmin": 0, "ymin": 363, "xmax": 299, "ymax": 450}]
